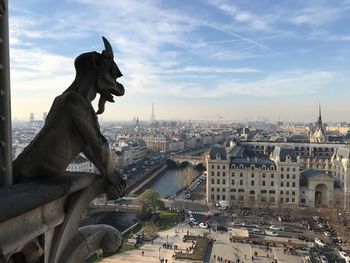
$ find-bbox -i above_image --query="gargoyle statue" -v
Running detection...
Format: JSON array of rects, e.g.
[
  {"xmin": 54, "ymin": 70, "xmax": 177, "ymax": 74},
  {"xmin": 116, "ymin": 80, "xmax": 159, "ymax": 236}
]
[{"xmin": 13, "ymin": 37, "xmax": 125, "ymax": 199}]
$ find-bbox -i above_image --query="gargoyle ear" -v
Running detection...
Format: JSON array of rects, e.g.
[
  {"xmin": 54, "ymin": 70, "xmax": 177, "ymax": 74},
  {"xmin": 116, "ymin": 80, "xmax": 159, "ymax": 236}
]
[{"xmin": 102, "ymin": 36, "xmax": 114, "ymax": 59}]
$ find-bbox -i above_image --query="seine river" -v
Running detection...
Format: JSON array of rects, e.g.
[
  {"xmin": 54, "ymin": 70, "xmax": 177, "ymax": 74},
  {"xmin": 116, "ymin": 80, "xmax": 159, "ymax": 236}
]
[
  {"xmin": 84, "ymin": 165, "xmax": 203, "ymax": 232},
  {"xmin": 147, "ymin": 166, "xmax": 202, "ymax": 197}
]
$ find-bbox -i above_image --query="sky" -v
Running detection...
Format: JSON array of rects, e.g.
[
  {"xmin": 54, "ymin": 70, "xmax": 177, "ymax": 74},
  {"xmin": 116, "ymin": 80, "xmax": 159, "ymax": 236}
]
[{"xmin": 8, "ymin": 0, "xmax": 350, "ymax": 122}]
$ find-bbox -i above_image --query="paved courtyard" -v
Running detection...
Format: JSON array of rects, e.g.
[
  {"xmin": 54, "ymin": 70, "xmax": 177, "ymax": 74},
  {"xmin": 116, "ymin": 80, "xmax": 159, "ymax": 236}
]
[{"xmin": 101, "ymin": 223, "xmax": 305, "ymax": 263}]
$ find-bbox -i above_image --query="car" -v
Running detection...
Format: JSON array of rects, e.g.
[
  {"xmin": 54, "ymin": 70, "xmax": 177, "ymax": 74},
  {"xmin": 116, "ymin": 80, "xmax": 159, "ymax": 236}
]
[
  {"xmin": 297, "ymin": 235, "xmax": 310, "ymax": 242},
  {"xmin": 339, "ymin": 251, "xmax": 350, "ymax": 261},
  {"xmin": 324, "ymin": 231, "xmax": 331, "ymax": 237},
  {"xmin": 199, "ymin": 222, "xmax": 209, "ymax": 229},
  {"xmin": 231, "ymin": 222, "xmax": 241, "ymax": 227},
  {"xmin": 315, "ymin": 238, "xmax": 325, "ymax": 247},
  {"xmin": 216, "ymin": 225, "xmax": 228, "ymax": 232},
  {"xmin": 270, "ymin": 225, "xmax": 284, "ymax": 231},
  {"xmin": 319, "ymin": 255, "xmax": 328, "ymax": 263},
  {"xmin": 313, "ymin": 216, "xmax": 320, "ymax": 221},
  {"xmin": 265, "ymin": 230, "xmax": 278, "ymax": 236}
]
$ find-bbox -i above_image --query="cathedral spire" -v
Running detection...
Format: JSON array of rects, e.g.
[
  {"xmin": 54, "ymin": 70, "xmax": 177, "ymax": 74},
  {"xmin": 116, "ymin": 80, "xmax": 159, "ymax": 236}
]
[{"xmin": 317, "ymin": 104, "xmax": 323, "ymax": 130}]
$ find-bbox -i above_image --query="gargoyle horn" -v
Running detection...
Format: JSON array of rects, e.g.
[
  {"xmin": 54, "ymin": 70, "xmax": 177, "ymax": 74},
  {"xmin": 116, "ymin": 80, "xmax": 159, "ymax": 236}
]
[{"xmin": 102, "ymin": 36, "xmax": 114, "ymax": 59}]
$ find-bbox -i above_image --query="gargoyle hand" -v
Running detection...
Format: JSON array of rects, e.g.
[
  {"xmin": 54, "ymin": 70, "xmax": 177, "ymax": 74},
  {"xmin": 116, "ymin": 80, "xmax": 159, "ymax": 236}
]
[{"xmin": 105, "ymin": 171, "xmax": 126, "ymax": 200}]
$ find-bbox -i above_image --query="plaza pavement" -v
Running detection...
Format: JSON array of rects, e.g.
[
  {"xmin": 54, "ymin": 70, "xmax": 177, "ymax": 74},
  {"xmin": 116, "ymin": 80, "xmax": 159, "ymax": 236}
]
[{"xmin": 101, "ymin": 223, "xmax": 305, "ymax": 263}]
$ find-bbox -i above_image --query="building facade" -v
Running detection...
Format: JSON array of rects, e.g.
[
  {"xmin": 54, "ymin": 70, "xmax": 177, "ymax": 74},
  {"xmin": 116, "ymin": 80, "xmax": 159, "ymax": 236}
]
[{"xmin": 206, "ymin": 141, "xmax": 349, "ymax": 209}]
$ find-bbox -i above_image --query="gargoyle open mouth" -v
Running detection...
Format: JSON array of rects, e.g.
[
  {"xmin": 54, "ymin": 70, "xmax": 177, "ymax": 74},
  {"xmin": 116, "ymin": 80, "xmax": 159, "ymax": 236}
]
[{"xmin": 96, "ymin": 37, "xmax": 125, "ymax": 115}]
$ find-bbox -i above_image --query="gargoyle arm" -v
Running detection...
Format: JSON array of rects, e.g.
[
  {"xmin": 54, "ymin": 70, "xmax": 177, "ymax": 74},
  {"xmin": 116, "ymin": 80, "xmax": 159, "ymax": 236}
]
[{"xmin": 67, "ymin": 92, "xmax": 112, "ymax": 177}]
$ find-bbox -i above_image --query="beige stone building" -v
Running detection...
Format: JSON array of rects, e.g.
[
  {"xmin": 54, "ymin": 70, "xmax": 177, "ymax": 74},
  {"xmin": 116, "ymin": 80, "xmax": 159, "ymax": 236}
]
[{"xmin": 206, "ymin": 141, "xmax": 349, "ymax": 209}]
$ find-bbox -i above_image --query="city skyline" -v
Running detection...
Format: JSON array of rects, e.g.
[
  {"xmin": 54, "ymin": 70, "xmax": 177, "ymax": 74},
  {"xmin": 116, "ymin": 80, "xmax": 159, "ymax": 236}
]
[{"xmin": 9, "ymin": 0, "xmax": 350, "ymax": 122}]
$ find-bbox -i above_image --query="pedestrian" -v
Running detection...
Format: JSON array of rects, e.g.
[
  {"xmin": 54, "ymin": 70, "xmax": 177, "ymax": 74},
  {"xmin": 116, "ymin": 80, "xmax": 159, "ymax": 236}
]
[
  {"xmin": 252, "ymin": 255, "xmax": 254, "ymax": 261},
  {"xmin": 244, "ymin": 254, "xmax": 246, "ymax": 259},
  {"xmin": 142, "ymin": 250, "xmax": 144, "ymax": 256}
]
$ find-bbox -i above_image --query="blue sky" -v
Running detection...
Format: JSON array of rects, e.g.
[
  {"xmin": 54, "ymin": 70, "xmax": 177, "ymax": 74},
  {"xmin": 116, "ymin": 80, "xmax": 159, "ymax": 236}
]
[{"xmin": 8, "ymin": 0, "xmax": 350, "ymax": 122}]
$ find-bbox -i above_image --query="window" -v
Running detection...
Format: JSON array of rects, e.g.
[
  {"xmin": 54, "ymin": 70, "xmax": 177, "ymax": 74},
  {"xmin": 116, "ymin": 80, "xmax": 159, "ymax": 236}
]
[
  {"xmin": 217, "ymin": 179, "xmax": 220, "ymax": 184},
  {"xmin": 269, "ymin": 190, "xmax": 275, "ymax": 194},
  {"xmin": 217, "ymin": 165, "xmax": 220, "ymax": 169},
  {"xmin": 251, "ymin": 180, "xmax": 254, "ymax": 186},
  {"xmin": 211, "ymin": 188, "xmax": 214, "ymax": 192},
  {"xmin": 287, "ymin": 167, "xmax": 290, "ymax": 172},
  {"xmin": 230, "ymin": 189, "xmax": 236, "ymax": 192},
  {"xmin": 231, "ymin": 179, "xmax": 235, "ymax": 185},
  {"xmin": 222, "ymin": 188, "xmax": 225, "ymax": 192},
  {"xmin": 280, "ymin": 182, "xmax": 284, "ymax": 187},
  {"xmin": 271, "ymin": 181, "xmax": 274, "ymax": 187},
  {"xmin": 292, "ymin": 167, "xmax": 296, "ymax": 172},
  {"xmin": 261, "ymin": 190, "xmax": 267, "ymax": 194},
  {"xmin": 280, "ymin": 191, "xmax": 283, "ymax": 194},
  {"xmin": 281, "ymin": 167, "xmax": 284, "ymax": 171},
  {"xmin": 211, "ymin": 165, "xmax": 214, "ymax": 169},
  {"xmin": 251, "ymin": 173, "xmax": 254, "ymax": 178},
  {"xmin": 217, "ymin": 188, "xmax": 220, "ymax": 191},
  {"xmin": 286, "ymin": 174, "xmax": 290, "ymax": 179},
  {"xmin": 238, "ymin": 189, "xmax": 244, "ymax": 193},
  {"xmin": 292, "ymin": 182, "xmax": 295, "ymax": 187},
  {"xmin": 222, "ymin": 195, "xmax": 226, "ymax": 200},
  {"xmin": 211, "ymin": 171, "xmax": 214, "ymax": 176},
  {"xmin": 223, "ymin": 165, "xmax": 226, "ymax": 170},
  {"xmin": 223, "ymin": 179, "xmax": 226, "ymax": 184},
  {"xmin": 286, "ymin": 198, "xmax": 289, "ymax": 203},
  {"xmin": 240, "ymin": 180, "xmax": 243, "ymax": 186},
  {"xmin": 217, "ymin": 195, "xmax": 220, "ymax": 200},
  {"xmin": 250, "ymin": 190, "xmax": 255, "ymax": 195},
  {"xmin": 286, "ymin": 191, "xmax": 289, "ymax": 195},
  {"xmin": 211, "ymin": 194, "xmax": 214, "ymax": 200},
  {"xmin": 281, "ymin": 174, "xmax": 284, "ymax": 179},
  {"xmin": 271, "ymin": 174, "xmax": 274, "ymax": 178},
  {"xmin": 270, "ymin": 197, "xmax": 275, "ymax": 202},
  {"xmin": 217, "ymin": 172, "xmax": 220, "ymax": 176},
  {"xmin": 232, "ymin": 172, "xmax": 235, "ymax": 177},
  {"xmin": 280, "ymin": 198, "xmax": 283, "ymax": 203},
  {"xmin": 262, "ymin": 173, "xmax": 266, "ymax": 178},
  {"xmin": 239, "ymin": 196, "xmax": 244, "ymax": 201},
  {"xmin": 262, "ymin": 181, "xmax": 266, "ymax": 186},
  {"xmin": 286, "ymin": 182, "xmax": 290, "ymax": 187},
  {"xmin": 292, "ymin": 191, "xmax": 295, "ymax": 195},
  {"xmin": 223, "ymin": 172, "xmax": 226, "ymax": 177},
  {"xmin": 301, "ymin": 198, "xmax": 306, "ymax": 203},
  {"xmin": 240, "ymin": 173, "xmax": 243, "ymax": 177},
  {"xmin": 231, "ymin": 195, "xmax": 235, "ymax": 200},
  {"xmin": 261, "ymin": 197, "xmax": 266, "ymax": 202},
  {"xmin": 292, "ymin": 198, "xmax": 295, "ymax": 202},
  {"xmin": 211, "ymin": 179, "xmax": 214, "ymax": 184}
]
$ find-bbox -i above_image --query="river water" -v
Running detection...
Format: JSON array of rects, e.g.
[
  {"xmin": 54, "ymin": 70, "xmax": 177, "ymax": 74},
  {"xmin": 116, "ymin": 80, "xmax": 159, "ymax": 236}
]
[
  {"xmin": 84, "ymin": 166, "xmax": 202, "ymax": 231},
  {"xmin": 147, "ymin": 166, "xmax": 202, "ymax": 197}
]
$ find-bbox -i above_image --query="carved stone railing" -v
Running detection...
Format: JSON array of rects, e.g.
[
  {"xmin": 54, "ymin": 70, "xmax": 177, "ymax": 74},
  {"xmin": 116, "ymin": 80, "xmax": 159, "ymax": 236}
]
[{"xmin": 0, "ymin": 172, "xmax": 122, "ymax": 263}]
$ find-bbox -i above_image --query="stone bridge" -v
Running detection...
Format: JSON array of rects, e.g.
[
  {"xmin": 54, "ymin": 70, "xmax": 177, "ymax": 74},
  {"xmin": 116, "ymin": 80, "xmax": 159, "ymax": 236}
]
[{"xmin": 170, "ymin": 155, "xmax": 205, "ymax": 166}]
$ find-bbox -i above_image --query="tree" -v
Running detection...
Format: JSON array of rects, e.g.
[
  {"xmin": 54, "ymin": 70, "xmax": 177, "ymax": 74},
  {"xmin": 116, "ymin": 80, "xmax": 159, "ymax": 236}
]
[{"xmin": 138, "ymin": 189, "xmax": 164, "ymax": 215}]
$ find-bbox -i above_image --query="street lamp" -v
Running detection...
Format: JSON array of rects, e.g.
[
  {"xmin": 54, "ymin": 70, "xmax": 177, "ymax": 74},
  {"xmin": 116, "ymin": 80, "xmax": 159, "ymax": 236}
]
[{"xmin": 159, "ymin": 246, "xmax": 161, "ymax": 260}]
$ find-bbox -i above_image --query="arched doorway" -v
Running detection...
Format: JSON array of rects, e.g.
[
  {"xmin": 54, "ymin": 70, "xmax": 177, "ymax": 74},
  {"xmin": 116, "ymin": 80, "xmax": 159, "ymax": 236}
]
[{"xmin": 315, "ymin": 184, "xmax": 328, "ymax": 208}]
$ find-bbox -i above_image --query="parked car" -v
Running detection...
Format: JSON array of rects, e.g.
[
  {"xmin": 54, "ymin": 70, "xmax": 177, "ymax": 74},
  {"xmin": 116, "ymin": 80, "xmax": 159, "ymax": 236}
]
[
  {"xmin": 339, "ymin": 251, "xmax": 350, "ymax": 262},
  {"xmin": 297, "ymin": 235, "xmax": 310, "ymax": 242},
  {"xmin": 216, "ymin": 225, "xmax": 228, "ymax": 232},
  {"xmin": 315, "ymin": 238, "xmax": 325, "ymax": 247},
  {"xmin": 231, "ymin": 222, "xmax": 241, "ymax": 227},
  {"xmin": 270, "ymin": 225, "xmax": 284, "ymax": 231},
  {"xmin": 319, "ymin": 255, "xmax": 328, "ymax": 263},
  {"xmin": 199, "ymin": 222, "xmax": 209, "ymax": 229},
  {"xmin": 265, "ymin": 230, "xmax": 278, "ymax": 237},
  {"xmin": 324, "ymin": 231, "xmax": 332, "ymax": 237}
]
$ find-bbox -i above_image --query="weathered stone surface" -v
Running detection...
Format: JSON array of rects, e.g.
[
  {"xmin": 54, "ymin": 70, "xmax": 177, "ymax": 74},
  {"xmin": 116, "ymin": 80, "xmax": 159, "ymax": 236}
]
[{"xmin": 12, "ymin": 37, "xmax": 126, "ymax": 199}]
